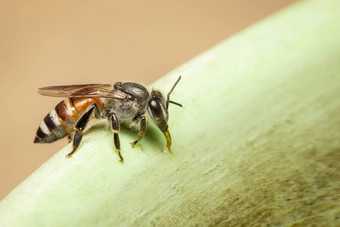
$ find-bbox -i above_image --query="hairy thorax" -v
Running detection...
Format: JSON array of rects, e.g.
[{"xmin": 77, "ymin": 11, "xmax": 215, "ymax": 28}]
[{"xmin": 102, "ymin": 98, "xmax": 146, "ymax": 129}]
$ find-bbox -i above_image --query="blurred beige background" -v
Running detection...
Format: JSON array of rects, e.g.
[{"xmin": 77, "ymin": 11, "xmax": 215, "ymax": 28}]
[{"xmin": 0, "ymin": 0, "xmax": 296, "ymax": 199}]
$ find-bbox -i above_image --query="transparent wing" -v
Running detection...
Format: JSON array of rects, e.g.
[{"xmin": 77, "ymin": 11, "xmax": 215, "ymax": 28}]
[{"xmin": 38, "ymin": 84, "xmax": 130, "ymax": 99}]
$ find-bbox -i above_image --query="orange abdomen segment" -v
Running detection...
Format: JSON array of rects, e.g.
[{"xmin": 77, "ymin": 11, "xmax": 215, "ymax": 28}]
[{"xmin": 56, "ymin": 97, "xmax": 104, "ymax": 127}]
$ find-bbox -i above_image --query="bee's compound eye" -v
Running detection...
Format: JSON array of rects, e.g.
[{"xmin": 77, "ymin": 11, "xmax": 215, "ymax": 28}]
[{"xmin": 149, "ymin": 99, "xmax": 164, "ymax": 121}]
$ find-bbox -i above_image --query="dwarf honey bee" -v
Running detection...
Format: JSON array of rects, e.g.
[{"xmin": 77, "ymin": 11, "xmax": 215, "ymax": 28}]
[{"xmin": 34, "ymin": 77, "xmax": 182, "ymax": 163}]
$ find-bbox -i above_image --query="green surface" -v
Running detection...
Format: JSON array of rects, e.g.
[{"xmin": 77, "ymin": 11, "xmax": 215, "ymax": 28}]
[{"xmin": 1, "ymin": 0, "xmax": 340, "ymax": 226}]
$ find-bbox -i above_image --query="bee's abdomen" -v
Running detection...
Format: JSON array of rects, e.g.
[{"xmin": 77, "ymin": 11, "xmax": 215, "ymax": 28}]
[
  {"xmin": 34, "ymin": 97, "xmax": 103, "ymax": 143},
  {"xmin": 33, "ymin": 107, "xmax": 68, "ymax": 143}
]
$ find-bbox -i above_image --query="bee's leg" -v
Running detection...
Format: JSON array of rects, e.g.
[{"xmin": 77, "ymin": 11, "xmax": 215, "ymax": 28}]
[
  {"xmin": 66, "ymin": 104, "xmax": 99, "ymax": 158},
  {"xmin": 131, "ymin": 116, "xmax": 146, "ymax": 148},
  {"xmin": 111, "ymin": 113, "xmax": 124, "ymax": 163}
]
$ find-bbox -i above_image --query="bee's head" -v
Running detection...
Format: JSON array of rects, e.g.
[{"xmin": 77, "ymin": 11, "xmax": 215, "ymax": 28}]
[
  {"xmin": 147, "ymin": 76, "xmax": 182, "ymax": 153},
  {"xmin": 147, "ymin": 90, "xmax": 169, "ymax": 132}
]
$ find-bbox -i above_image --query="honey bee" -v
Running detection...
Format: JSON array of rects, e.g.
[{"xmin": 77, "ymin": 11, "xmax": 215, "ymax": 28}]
[{"xmin": 34, "ymin": 77, "xmax": 182, "ymax": 163}]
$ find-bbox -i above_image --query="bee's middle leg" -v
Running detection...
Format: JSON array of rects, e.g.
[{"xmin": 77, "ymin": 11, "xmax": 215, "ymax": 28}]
[
  {"xmin": 66, "ymin": 104, "xmax": 99, "ymax": 158},
  {"xmin": 111, "ymin": 113, "xmax": 124, "ymax": 163}
]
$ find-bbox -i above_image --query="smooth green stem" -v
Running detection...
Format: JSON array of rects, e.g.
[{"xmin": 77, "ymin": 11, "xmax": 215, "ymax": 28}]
[{"xmin": 1, "ymin": 0, "xmax": 340, "ymax": 226}]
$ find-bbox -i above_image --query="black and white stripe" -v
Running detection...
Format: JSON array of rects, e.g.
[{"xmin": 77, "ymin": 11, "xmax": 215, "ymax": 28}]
[
  {"xmin": 44, "ymin": 109, "xmax": 59, "ymax": 131},
  {"xmin": 34, "ymin": 109, "xmax": 67, "ymax": 143}
]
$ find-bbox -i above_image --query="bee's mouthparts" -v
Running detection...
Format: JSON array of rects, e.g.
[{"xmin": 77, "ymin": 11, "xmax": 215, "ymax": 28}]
[{"xmin": 162, "ymin": 129, "xmax": 172, "ymax": 154}]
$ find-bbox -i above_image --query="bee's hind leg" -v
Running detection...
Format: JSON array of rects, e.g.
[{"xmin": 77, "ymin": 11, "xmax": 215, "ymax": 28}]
[
  {"xmin": 66, "ymin": 104, "xmax": 99, "ymax": 158},
  {"xmin": 67, "ymin": 135, "xmax": 72, "ymax": 143}
]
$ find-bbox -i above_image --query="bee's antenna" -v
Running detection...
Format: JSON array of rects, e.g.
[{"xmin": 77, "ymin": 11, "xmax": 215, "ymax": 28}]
[{"xmin": 166, "ymin": 76, "xmax": 182, "ymax": 111}]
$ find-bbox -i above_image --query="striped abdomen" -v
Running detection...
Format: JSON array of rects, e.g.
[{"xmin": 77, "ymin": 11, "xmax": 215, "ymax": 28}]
[{"xmin": 34, "ymin": 97, "xmax": 104, "ymax": 143}]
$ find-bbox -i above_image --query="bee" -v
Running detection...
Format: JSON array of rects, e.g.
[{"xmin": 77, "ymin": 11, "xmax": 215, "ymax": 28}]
[{"xmin": 34, "ymin": 77, "xmax": 182, "ymax": 163}]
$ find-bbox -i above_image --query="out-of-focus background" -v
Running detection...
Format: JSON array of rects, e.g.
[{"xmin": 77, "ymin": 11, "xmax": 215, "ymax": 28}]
[{"xmin": 0, "ymin": 0, "xmax": 296, "ymax": 199}]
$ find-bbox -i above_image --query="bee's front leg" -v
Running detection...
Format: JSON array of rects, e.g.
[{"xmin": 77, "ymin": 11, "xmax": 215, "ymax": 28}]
[
  {"xmin": 131, "ymin": 116, "xmax": 146, "ymax": 148},
  {"xmin": 66, "ymin": 104, "xmax": 99, "ymax": 158}
]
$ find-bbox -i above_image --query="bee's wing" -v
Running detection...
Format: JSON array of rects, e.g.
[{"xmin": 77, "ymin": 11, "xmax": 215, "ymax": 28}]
[{"xmin": 38, "ymin": 84, "xmax": 130, "ymax": 99}]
